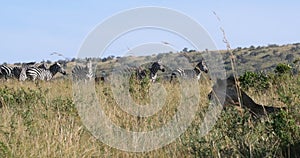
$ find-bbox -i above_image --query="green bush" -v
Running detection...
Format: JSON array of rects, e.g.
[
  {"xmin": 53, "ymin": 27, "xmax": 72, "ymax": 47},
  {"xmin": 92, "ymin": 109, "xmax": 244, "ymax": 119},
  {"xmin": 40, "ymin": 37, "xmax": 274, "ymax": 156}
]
[
  {"xmin": 275, "ymin": 63, "xmax": 292, "ymax": 75},
  {"xmin": 270, "ymin": 110, "xmax": 300, "ymax": 146},
  {"xmin": 239, "ymin": 71, "xmax": 269, "ymax": 91},
  {"xmin": 183, "ymin": 106, "xmax": 280, "ymax": 157}
]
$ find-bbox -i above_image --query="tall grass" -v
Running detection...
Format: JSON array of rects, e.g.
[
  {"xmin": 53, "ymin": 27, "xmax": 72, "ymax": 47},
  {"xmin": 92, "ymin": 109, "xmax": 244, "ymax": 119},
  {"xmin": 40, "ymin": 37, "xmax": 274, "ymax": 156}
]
[{"xmin": 0, "ymin": 69, "xmax": 299, "ymax": 157}]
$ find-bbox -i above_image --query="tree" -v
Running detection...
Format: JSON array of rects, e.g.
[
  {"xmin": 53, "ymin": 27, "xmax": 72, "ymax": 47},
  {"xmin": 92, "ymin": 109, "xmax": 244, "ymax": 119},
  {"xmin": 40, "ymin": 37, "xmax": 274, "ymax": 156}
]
[{"xmin": 182, "ymin": 47, "xmax": 188, "ymax": 52}]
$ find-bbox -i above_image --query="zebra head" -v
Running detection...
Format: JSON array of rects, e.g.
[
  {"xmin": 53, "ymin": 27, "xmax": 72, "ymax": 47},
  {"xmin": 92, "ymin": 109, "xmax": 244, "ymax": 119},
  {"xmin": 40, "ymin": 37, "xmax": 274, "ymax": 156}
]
[
  {"xmin": 195, "ymin": 60, "xmax": 209, "ymax": 74},
  {"xmin": 49, "ymin": 62, "xmax": 67, "ymax": 76},
  {"xmin": 150, "ymin": 61, "xmax": 165, "ymax": 73},
  {"xmin": 149, "ymin": 61, "xmax": 165, "ymax": 82}
]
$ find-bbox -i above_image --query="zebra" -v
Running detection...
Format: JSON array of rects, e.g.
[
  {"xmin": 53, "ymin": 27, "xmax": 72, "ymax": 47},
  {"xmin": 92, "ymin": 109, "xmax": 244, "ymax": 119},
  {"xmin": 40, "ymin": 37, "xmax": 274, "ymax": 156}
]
[
  {"xmin": 0, "ymin": 62, "xmax": 39, "ymax": 81},
  {"xmin": 26, "ymin": 62, "xmax": 66, "ymax": 81},
  {"xmin": 12, "ymin": 67, "xmax": 23, "ymax": 80},
  {"xmin": 14, "ymin": 62, "xmax": 38, "ymax": 81},
  {"xmin": 134, "ymin": 61, "xmax": 165, "ymax": 83},
  {"xmin": 0, "ymin": 65, "xmax": 25, "ymax": 81},
  {"xmin": 72, "ymin": 59, "xmax": 93, "ymax": 82},
  {"xmin": 170, "ymin": 60, "xmax": 209, "ymax": 82},
  {"xmin": 0, "ymin": 65, "xmax": 13, "ymax": 80}
]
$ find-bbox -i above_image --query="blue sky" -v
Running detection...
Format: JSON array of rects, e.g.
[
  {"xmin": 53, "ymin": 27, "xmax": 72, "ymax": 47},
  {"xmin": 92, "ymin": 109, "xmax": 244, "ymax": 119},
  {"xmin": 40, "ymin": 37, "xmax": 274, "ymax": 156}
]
[{"xmin": 1, "ymin": 1, "xmax": 300, "ymax": 63}]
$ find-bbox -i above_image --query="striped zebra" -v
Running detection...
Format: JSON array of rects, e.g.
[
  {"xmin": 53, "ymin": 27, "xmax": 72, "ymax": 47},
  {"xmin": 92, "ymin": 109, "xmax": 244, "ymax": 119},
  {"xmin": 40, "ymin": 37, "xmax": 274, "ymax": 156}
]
[
  {"xmin": 14, "ymin": 62, "xmax": 38, "ymax": 81},
  {"xmin": 0, "ymin": 65, "xmax": 25, "ymax": 81},
  {"xmin": 72, "ymin": 59, "xmax": 93, "ymax": 81},
  {"xmin": 0, "ymin": 65, "xmax": 13, "ymax": 80},
  {"xmin": 170, "ymin": 60, "xmax": 209, "ymax": 82},
  {"xmin": 26, "ymin": 62, "xmax": 66, "ymax": 81},
  {"xmin": 135, "ymin": 61, "xmax": 165, "ymax": 83}
]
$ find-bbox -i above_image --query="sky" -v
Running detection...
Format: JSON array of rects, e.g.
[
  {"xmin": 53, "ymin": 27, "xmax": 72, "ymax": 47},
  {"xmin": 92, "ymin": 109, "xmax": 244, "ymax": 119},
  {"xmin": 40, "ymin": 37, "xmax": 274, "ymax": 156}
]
[{"xmin": 1, "ymin": 0, "xmax": 300, "ymax": 63}]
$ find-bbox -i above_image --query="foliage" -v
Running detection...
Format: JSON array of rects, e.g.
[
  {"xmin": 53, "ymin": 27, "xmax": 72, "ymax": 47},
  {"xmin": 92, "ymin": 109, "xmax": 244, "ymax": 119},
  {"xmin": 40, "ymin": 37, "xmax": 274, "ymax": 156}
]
[
  {"xmin": 182, "ymin": 66, "xmax": 300, "ymax": 157},
  {"xmin": 0, "ymin": 51, "xmax": 300, "ymax": 157},
  {"xmin": 275, "ymin": 63, "xmax": 292, "ymax": 75},
  {"xmin": 239, "ymin": 71, "xmax": 270, "ymax": 91},
  {"xmin": 270, "ymin": 110, "xmax": 300, "ymax": 146}
]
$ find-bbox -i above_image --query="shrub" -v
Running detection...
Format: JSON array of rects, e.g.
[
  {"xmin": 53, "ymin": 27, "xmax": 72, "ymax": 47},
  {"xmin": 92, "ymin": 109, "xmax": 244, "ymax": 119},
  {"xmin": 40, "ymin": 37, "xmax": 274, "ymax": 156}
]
[
  {"xmin": 274, "ymin": 63, "xmax": 292, "ymax": 75},
  {"xmin": 270, "ymin": 110, "xmax": 300, "ymax": 146},
  {"xmin": 239, "ymin": 71, "xmax": 269, "ymax": 91}
]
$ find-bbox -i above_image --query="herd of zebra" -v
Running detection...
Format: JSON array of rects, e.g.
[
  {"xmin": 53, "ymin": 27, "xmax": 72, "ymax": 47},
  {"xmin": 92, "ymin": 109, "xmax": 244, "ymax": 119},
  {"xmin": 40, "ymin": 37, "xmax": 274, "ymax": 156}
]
[
  {"xmin": 72, "ymin": 59, "xmax": 209, "ymax": 83},
  {"xmin": 0, "ymin": 59, "xmax": 209, "ymax": 83},
  {"xmin": 0, "ymin": 62, "xmax": 66, "ymax": 81}
]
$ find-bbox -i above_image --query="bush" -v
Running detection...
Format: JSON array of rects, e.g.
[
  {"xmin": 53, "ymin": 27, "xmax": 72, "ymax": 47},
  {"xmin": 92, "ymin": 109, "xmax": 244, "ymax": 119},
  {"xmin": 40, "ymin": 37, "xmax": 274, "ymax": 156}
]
[
  {"xmin": 239, "ymin": 71, "xmax": 269, "ymax": 91},
  {"xmin": 274, "ymin": 63, "xmax": 292, "ymax": 75},
  {"xmin": 270, "ymin": 110, "xmax": 300, "ymax": 146}
]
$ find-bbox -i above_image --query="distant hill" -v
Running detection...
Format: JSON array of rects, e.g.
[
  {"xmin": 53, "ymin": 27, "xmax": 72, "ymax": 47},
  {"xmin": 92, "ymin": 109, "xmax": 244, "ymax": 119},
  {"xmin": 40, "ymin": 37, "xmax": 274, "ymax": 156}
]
[
  {"xmin": 6, "ymin": 43, "xmax": 300, "ymax": 78},
  {"xmin": 66, "ymin": 43, "xmax": 299, "ymax": 77}
]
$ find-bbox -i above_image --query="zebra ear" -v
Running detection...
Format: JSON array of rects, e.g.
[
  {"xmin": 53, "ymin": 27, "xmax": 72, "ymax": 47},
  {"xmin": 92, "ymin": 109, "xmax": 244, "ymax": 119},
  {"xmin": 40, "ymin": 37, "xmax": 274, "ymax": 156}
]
[{"xmin": 56, "ymin": 62, "xmax": 62, "ymax": 67}]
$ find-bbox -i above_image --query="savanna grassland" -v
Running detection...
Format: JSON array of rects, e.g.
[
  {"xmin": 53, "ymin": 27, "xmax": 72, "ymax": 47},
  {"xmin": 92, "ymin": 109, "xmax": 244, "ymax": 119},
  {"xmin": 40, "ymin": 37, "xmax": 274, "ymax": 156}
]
[{"xmin": 0, "ymin": 43, "xmax": 300, "ymax": 157}]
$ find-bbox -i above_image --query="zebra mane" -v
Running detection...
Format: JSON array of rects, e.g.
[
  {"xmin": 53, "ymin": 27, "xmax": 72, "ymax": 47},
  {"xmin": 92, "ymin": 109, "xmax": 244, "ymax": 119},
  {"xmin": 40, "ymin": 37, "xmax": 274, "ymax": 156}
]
[
  {"xmin": 37, "ymin": 63, "xmax": 47, "ymax": 69},
  {"xmin": 194, "ymin": 66, "xmax": 202, "ymax": 73},
  {"xmin": 22, "ymin": 62, "xmax": 36, "ymax": 67}
]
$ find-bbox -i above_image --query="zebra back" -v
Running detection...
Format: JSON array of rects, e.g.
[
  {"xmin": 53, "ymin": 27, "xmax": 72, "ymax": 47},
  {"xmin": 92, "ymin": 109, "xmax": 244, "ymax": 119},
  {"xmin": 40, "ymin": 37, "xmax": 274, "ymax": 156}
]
[
  {"xmin": 26, "ymin": 62, "xmax": 66, "ymax": 81},
  {"xmin": 72, "ymin": 60, "xmax": 93, "ymax": 81},
  {"xmin": 17, "ymin": 62, "xmax": 37, "ymax": 81},
  {"xmin": 0, "ymin": 65, "xmax": 13, "ymax": 79},
  {"xmin": 170, "ymin": 60, "xmax": 209, "ymax": 82}
]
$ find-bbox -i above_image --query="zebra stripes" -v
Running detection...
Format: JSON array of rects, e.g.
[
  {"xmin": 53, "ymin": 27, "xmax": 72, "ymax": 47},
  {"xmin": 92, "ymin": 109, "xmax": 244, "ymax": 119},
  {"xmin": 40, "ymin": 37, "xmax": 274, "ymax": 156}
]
[
  {"xmin": 170, "ymin": 60, "xmax": 209, "ymax": 82},
  {"xmin": 0, "ymin": 65, "xmax": 13, "ymax": 80},
  {"xmin": 0, "ymin": 62, "xmax": 39, "ymax": 81},
  {"xmin": 26, "ymin": 62, "xmax": 66, "ymax": 81},
  {"xmin": 134, "ymin": 61, "xmax": 165, "ymax": 82},
  {"xmin": 0, "ymin": 65, "xmax": 25, "ymax": 80},
  {"xmin": 1, "ymin": 57, "xmax": 208, "ymax": 84},
  {"xmin": 72, "ymin": 60, "xmax": 94, "ymax": 81},
  {"xmin": 16, "ymin": 62, "xmax": 37, "ymax": 81}
]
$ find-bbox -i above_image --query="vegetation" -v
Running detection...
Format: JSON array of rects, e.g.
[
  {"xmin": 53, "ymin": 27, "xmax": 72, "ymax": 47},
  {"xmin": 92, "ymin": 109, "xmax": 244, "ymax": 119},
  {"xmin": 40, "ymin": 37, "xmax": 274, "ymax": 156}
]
[
  {"xmin": 183, "ymin": 67, "xmax": 299, "ymax": 157},
  {"xmin": 0, "ymin": 43, "xmax": 300, "ymax": 157},
  {"xmin": 239, "ymin": 71, "xmax": 269, "ymax": 91}
]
